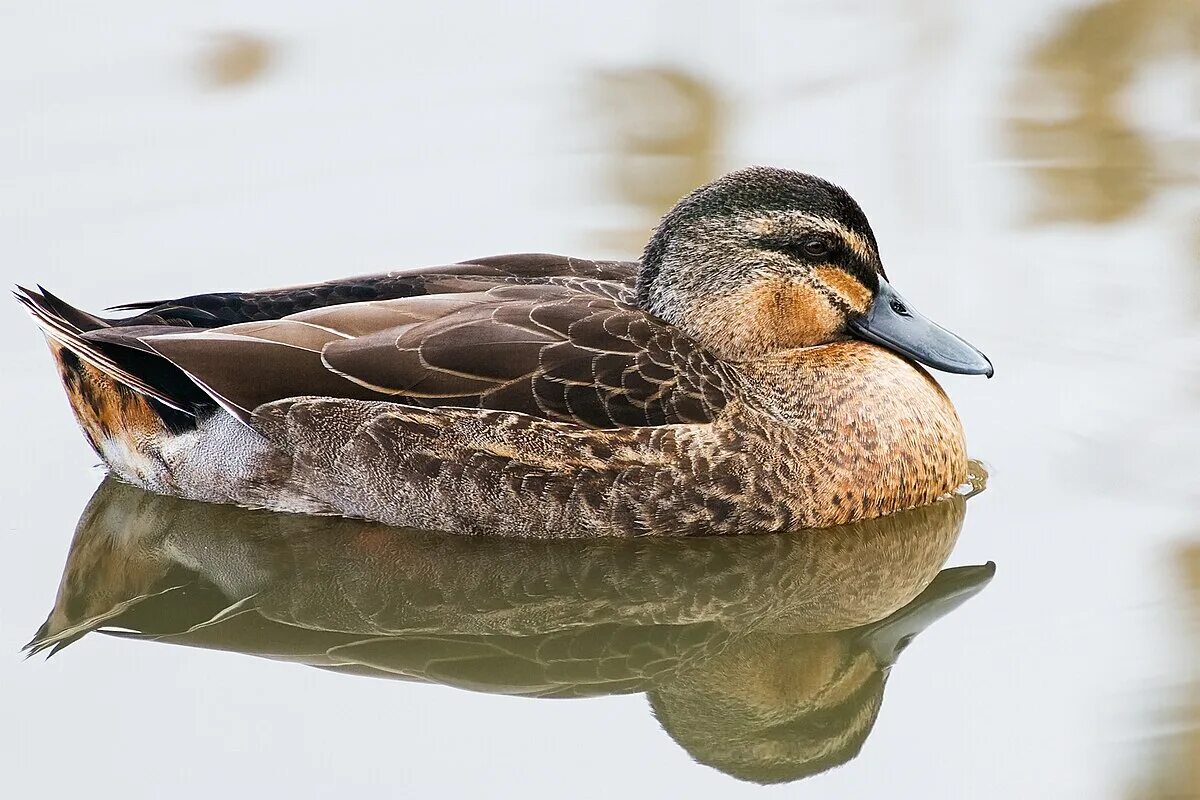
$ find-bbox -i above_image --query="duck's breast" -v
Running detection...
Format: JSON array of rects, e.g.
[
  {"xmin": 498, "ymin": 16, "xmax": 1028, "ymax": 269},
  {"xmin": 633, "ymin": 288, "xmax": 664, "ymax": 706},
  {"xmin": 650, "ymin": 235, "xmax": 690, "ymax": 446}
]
[{"xmin": 731, "ymin": 341, "xmax": 968, "ymax": 527}]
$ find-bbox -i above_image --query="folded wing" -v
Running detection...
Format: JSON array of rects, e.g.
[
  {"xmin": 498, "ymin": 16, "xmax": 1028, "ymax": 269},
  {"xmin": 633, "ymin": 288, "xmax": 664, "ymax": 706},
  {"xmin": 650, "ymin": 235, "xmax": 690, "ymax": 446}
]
[{"xmin": 117, "ymin": 282, "xmax": 732, "ymax": 429}]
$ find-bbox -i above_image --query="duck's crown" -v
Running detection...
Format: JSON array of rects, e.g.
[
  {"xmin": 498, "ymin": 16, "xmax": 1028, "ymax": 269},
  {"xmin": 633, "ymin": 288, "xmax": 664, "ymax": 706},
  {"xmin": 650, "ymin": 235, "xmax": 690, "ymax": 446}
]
[{"xmin": 637, "ymin": 166, "xmax": 881, "ymax": 310}]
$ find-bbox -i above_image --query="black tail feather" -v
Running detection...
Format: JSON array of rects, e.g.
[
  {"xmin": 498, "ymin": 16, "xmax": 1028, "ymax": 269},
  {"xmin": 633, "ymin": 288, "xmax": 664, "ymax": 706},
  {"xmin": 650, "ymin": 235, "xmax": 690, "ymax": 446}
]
[
  {"xmin": 106, "ymin": 298, "xmax": 169, "ymax": 312},
  {"xmin": 16, "ymin": 286, "xmax": 207, "ymax": 420},
  {"xmin": 36, "ymin": 284, "xmax": 111, "ymax": 331}
]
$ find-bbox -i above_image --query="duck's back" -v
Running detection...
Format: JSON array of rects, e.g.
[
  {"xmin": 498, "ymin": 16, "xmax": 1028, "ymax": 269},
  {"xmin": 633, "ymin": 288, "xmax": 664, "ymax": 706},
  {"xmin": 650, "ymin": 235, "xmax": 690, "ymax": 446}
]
[{"xmin": 109, "ymin": 254, "xmax": 638, "ymax": 328}]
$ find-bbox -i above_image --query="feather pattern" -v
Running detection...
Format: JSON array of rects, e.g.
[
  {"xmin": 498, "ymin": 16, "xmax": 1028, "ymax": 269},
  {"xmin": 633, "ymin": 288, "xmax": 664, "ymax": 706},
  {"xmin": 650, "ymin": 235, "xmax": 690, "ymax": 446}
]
[
  {"xmin": 106, "ymin": 270, "xmax": 733, "ymax": 429},
  {"xmin": 112, "ymin": 254, "xmax": 637, "ymax": 328}
]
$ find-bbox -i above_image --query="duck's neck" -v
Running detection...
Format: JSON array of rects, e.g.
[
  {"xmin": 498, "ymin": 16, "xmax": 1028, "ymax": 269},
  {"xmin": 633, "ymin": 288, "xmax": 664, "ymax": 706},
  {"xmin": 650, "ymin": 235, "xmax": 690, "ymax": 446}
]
[
  {"xmin": 734, "ymin": 341, "xmax": 959, "ymax": 424},
  {"xmin": 726, "ymin": 341, "xmax": 969, "ymax": 525}
]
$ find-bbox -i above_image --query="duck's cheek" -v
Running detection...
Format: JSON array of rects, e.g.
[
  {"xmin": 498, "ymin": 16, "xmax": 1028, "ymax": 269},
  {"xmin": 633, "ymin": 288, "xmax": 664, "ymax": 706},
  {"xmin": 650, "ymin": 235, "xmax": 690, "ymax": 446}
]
[
  {"xmin": 755, "ymin": 281, "xmax": 845, "ymax": 349},
  {"xmin": 687, "ymin": 279, "xmax": 845, "ymax": 359},
  {"xmin": 813, "ymin": 267, "xmax": 873, "ymax": 316}
]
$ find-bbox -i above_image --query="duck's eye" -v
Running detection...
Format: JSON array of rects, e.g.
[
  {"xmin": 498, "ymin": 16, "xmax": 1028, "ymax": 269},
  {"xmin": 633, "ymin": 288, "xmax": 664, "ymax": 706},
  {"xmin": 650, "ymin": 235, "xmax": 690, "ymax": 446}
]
[
  {"xmin": 765, "ymin": 236, "xmax": 836, "ymax": 260},
  {"xmin": 798, "ymin": 237, "xmax": 831, "ymax": 259}
]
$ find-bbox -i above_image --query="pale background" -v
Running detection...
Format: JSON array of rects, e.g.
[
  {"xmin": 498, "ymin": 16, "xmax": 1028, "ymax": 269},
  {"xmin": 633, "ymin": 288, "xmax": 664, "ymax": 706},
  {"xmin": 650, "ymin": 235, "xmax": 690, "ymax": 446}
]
[{"xmin": 1, "ymin": 1, "xmax": 1198, "ymax": 797}]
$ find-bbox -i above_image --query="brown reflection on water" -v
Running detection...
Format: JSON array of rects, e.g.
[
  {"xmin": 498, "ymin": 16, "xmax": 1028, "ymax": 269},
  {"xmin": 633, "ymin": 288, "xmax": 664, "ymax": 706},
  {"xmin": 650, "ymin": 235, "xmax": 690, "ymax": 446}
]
[
  {"xmin": 1126, "ymin": 542, "xmax": 1200, "ymax": 799},
  {"xmin": 199, "ymin": 32, "xmax": 275, "ymax": 89},
  {"xmin": 1006, "ymin": 0, "xmax": 1199, "ymax": 225},
  {"xmin": 1184, "ymin": 543, "xmax": 1200, "ymax": 799},
  {"xmin": 588, "ymin": 67, "xmax": 722, "ymax": 252},
  {"xmin": 30, "ymin": 477, "xmax": 993, "ymax": 786}
]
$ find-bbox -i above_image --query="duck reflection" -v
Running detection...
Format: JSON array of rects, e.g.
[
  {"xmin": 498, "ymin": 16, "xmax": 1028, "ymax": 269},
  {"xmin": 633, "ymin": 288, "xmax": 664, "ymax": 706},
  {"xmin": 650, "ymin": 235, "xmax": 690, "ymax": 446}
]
[
  {"xmin": 30, "ymin": 476, "xmax": 993, "ymax": 785},
  {"xmin": 1006, "ymin": 0, "xmax": 1199, "ymax": 224}
]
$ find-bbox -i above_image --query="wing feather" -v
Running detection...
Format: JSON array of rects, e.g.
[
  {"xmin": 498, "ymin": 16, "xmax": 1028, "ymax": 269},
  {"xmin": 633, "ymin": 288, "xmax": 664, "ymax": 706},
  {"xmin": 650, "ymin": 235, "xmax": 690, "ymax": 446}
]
[
  {"xmin": 141, "ymin": 327, "xmax": 391, "ymax": 419},
  {"xmin": 317, "ymin": 286, "xmax": 732, "ymax": 428},
  {"xmin": 105, "ymin": 270, "xmax": 728, "ymax": 429}
]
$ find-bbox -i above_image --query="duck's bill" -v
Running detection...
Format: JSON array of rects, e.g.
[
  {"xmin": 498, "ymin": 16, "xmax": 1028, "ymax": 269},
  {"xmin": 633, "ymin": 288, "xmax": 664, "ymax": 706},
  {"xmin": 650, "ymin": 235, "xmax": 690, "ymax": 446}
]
[
  {"xmin": 849, "ymin": 278, "xmax": 994, "ymax": 377},
  {"xmin": 860, "ymin": 562, "xmax": 996, "ymax": 667}
]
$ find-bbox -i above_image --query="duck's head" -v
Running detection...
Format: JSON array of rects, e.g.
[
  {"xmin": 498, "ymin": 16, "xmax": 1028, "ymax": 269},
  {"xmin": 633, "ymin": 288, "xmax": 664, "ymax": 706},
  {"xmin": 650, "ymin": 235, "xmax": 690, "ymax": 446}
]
[{"xmin": 637, "ymin": 166, "xmax": 992, "ymax": 376}]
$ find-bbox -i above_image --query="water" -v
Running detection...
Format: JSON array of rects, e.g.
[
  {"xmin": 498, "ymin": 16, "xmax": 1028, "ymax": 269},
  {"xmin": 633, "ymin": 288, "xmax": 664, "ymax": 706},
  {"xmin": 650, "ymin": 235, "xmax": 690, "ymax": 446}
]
[{"xmin": 1, "ymin": 2, "xmax": 1197, "ymax": 797}]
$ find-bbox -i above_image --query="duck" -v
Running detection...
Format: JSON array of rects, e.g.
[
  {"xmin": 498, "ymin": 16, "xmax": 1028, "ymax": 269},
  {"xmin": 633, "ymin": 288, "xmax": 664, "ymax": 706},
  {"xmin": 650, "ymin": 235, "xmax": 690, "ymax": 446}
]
[
  {"xmin": 29, "ymin": 475, "xmax": 994, "ymax": 784},
  {"xmin": 16, "ymin": 166, "xmax": 992, "ymax": 537}
]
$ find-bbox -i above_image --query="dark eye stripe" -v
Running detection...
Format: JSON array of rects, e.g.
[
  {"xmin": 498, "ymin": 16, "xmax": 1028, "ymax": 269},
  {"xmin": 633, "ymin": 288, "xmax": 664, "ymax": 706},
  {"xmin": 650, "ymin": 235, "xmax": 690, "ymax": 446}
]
[
  {"xmin": 785, "ymin": 239, "xmax": 830, "ymax": 260},
  {"xmin": 760, "ymin": 234, "xmax": 880, "ymax": 291},
  {"xmin": 759, "ymin": 235, "xmax": 836, "ymax": 257},
  {"xmin": 840, "ymin": 254, "xmax": 880, "ymax": 292}
]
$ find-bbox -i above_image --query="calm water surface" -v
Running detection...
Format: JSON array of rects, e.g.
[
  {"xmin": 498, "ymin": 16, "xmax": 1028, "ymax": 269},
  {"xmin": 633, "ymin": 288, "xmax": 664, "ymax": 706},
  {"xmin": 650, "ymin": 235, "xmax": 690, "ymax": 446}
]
[{"xmin": 1, "ymin": 2, "xmax": 1197, "ymax": 798}]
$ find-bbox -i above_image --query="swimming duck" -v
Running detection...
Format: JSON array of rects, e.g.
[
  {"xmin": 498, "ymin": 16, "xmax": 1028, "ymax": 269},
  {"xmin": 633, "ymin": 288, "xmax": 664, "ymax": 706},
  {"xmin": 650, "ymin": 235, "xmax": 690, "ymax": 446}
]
[{"xmin": 17, "ymin": 166, "xmax": 991, "ymax": 536}]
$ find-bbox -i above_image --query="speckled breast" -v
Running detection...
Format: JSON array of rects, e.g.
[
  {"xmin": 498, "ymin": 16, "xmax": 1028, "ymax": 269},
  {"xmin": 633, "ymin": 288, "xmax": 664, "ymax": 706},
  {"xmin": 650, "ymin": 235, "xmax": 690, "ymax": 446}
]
[{"xmin": 730, "ymin": 341, "xmax": 969, "ymax": 528}]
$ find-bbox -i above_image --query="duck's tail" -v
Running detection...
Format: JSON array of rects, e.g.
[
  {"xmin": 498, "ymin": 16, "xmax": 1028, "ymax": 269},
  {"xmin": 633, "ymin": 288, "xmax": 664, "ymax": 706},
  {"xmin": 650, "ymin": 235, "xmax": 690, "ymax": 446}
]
[
  {"xmin": 16, "ymin": 286, "xmax": 191, "ymax": 411},
  {"xmin": 15, "ymin": 286, "xmax": 203, "ymax": 470}
]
